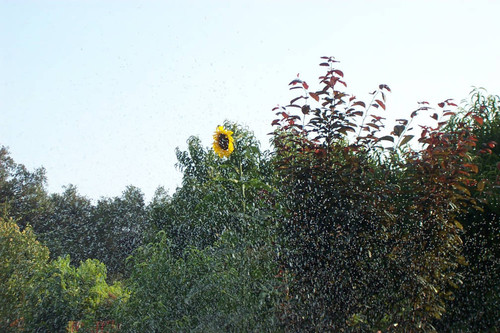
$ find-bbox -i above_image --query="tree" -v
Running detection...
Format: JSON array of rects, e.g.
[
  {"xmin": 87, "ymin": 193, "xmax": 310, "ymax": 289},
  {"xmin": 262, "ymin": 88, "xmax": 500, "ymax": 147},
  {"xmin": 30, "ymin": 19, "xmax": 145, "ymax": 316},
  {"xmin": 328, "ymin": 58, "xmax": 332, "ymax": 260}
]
[
  {"xmin": 271, "ymin": 57, "xmax": 480, "ymax": 331},
  {"xmin": 436, "ymin": 89, "xmax": 500, "ymax": 331},
  {"xmin": 0, "ymin": 146, "xmax": 49, "ymax": 230},
  {"xmin": 150, "ymin": 121, "xmax": 275, "ymax": 255},
  {"xmin": 89, "ymin": 186, "xmax": 148, "ymax": 279},
  {"xmin": 121, "ymin": 122, "xmax": 282, "ymax": 331},
  {"xmin": 23, "ymin": 256, "xmax": 128, "ymax": 332},
  {"xmin": 36, "ymin": 185, "xmax": 94, "ymax": 265},
  {"xmin": 0, "ymin": 217, "xmax": 49, "ymax": 331},
  {"xmin": 120, "ymin": 231, "xmax": 280, "ymax": 332}
]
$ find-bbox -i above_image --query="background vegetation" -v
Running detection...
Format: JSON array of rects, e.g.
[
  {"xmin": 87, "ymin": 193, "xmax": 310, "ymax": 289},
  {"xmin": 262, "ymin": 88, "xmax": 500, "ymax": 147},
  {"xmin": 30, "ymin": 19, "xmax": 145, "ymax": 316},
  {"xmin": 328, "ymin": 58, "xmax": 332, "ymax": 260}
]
[{"xmin": 1, "ymin": 58, "xmax": 498, "ymax": 332}]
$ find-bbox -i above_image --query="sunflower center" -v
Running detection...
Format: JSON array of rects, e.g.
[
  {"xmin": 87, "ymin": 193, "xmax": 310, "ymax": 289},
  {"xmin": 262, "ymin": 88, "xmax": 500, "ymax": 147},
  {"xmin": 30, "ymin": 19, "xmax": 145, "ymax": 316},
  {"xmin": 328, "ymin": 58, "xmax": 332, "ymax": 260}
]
[{"xmin": 218, "ymin": 134, "xmax": 229, "ymax": 150}]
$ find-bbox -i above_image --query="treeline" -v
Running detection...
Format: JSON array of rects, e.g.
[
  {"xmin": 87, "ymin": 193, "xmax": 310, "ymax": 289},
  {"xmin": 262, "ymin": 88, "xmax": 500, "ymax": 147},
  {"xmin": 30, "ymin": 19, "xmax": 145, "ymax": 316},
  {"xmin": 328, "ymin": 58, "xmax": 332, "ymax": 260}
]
[
  {"xmin": 0, "ymin": 152, "xmax": 147, "ymax": 280},
  {"xmin": 1, "ymin": 57, "xmax": 499, "ymax": 332}
]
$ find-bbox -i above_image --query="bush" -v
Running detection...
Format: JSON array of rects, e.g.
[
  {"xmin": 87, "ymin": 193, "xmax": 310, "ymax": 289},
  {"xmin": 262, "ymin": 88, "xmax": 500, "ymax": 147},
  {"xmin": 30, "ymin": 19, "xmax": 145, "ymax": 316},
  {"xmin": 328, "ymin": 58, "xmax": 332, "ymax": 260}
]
[
  {"xmin": 120, "ymin": 231, "xmax": 281, "ymax": 332},
  {"xmin": 271, "ymin": 57, "xmax": 483, "ymax": 331},
  {"xmin": 0, "ymin": 217, "xmax": 49, "ymax": 332},
  {"xmin": 436, "ymin": 89, "xmax": 500, "ymax": 331},
  {"xmin": 24, "ymin": 256, "xmax": 128, "ymax": 332}
]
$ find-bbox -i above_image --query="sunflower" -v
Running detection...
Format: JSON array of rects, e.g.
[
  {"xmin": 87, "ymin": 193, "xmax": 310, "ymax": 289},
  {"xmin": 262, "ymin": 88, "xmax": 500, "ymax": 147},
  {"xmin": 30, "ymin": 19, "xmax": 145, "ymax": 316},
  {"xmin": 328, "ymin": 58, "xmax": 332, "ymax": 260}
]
[{"xmin": 213, "ymin": 125, "xmax": 235, "ymax": 158}]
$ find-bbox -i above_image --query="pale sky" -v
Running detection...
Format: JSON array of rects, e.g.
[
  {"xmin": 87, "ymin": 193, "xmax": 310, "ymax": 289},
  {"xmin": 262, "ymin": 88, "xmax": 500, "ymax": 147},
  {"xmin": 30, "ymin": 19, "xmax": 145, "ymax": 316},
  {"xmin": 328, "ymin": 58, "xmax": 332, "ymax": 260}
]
[{"xmin": 2, "ymin": 0, "xmax": 499, "ymax": 202}]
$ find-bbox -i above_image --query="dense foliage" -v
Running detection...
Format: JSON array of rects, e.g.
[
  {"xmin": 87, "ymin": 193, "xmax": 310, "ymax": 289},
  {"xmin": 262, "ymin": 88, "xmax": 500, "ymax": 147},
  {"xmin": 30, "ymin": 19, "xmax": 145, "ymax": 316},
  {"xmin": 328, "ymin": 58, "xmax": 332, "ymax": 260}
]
[
  {"xmin": 0, "ymin": 217, "xmax": 49, "ymax": 331},
  {"xmin": 121, "ymin": 122, "xmax": 281, "ymax": 331},
  {"xmin": 0, "ymin": 58, "xmax": 498, "ymax": 332},
  {"xmin": 23, "ymin": 256, "xmax": 127, "ymax": 332},
  {"xmin": 0, "ymin": 147, "xmax": 49, "ymax": 229},
  {"xmin": 437, "ymin": 89, "xmax": 500, "ymax": 331},
  {"xmin": 271, "ymin": 57, "xmax": 485, "ymax": 331}
]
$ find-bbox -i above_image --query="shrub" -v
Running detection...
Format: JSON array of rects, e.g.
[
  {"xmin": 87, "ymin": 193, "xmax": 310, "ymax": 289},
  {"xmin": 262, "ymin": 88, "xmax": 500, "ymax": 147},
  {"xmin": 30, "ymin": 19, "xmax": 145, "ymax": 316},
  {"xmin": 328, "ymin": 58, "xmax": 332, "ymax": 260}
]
[
  {"xmin": 23, "ymin": 256, "xmax": 128, "ymax": 332},
  {"xmin": 271, "ymin": 57, "xmax": 483, "ymax": 331},
  {"xmin": 0, "ymin": 217, "xmax": 49, "ymax": 332},
  {"xmin": 436, "ymin": 89, "xmax": 500, "ymax": 331},
  {"xmin": 120, "ymin": 232, "xmax": 281, "ymax": 332}
]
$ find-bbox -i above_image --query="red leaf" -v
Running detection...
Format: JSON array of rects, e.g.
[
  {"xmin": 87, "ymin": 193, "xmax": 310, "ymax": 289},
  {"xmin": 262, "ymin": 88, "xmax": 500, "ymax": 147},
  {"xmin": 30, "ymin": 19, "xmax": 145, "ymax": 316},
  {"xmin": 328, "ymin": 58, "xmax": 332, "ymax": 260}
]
[
  {"xmin": 290, "ymin": 96, "xmax": 303, "ymax": 104},
  {"xmin": 431, "ymin": 113, "xmax": 438, "ymax": 120},
  {"xmin": 417, "ymin": 106, "xmax": 431, "ymax": 111},
  {"xmin": 487, "ymin": 141, "xmax": 497, "ymax": 148},
  {"xmin": 453, "ymin": 184, "xmax": 471, "ymax": 196},
  {"xmin": 302, "ymin": 81, "xmax": 309, "ymax": 90},
  {"xmin": 443, "ymin": 111, "xmax": 456, "ymax": 116},
  {"xmin": 271, "ymin": 119, "xmax": 280, "ymax": 126},
  {"xmin": 379, "ymin": 84, "xmax": 391, "ymax": 92},
  {"xmin": 371, "ymin": 115, "xmax": 385, "ymax": 122},
  {"xmin": 477, "ymin": 180, "xmax": 486, "ymax": 192},
  {"xmin": 473, "ymin": 115, "xmax": 484, "ymax": 125},
  {"xmin": 333, "ymin": 69, "xmax": 344, "ymax": 77},
  {"xmin": 334, "ymin": 92, "xmax": 347, "ymax": 99},
  {"xmin": 289, "ymin": 79, "xmax": 302, "ymax": 86},
  {"xmin": 366, "ymin": 123, "xmax": 380, "ymax": 130},
  {"xmin": 319, "ymin": 62, "xmax": 330, "ymax": 66},
  {"xmin": 353, "ymin": 101, "xmax": 366, "ymax": 108},
  {"xmin": 444, "ymin": 98, "xmax": 457, "ymax": 106},
  {"xmin": 479, "ymin": 148, "xmax": 492, "ymax": 154},
  {"xmin": 438, "ymin": 102, "xmax": 445, "ymax": 108},
  {"xmin": 309, "ymin": 92, "xmax": 320, "ymax": 102},
  {"xmin": 375, "ymin": 99, "xmax": 386, "ymax": 110},
  {"xmin": 281, "ymin": 112, "xmax": 289, "ymax": 118},
  {"xmin": 338, "ymin": 126, "xmax": 356, "ymax": 134},
  {"xmin": 463, "ymin": 163, "xmax": 479, "ymax": 173}
]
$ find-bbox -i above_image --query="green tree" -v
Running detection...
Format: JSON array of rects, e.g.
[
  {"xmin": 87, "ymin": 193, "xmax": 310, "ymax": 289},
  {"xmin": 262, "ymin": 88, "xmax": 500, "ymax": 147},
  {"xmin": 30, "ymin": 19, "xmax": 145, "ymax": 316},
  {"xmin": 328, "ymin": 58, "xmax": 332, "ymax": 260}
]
[
  {"xmin": 436, "ymin": 89, "xmax": 500, "ymax": 331},
  {"xmin": 24, "ymin": 256, "xmax": 128, "ymax": 333},
  {"xmin": 150, "ymin": 121, "xmax": 275, "ymax": 254},
  {"xmin": 120, "ymin": 232, "xmax": 280, "ymax": 332},
  {"xmin": 89, "ymin": 185, "xmax": 148, "ymax": 279},
  {"xmin": 36, "ymin": 185, "xmax": 94, "ymax": 265},
  {"xmin": 0, "ymin": 146, "xmax": 49, "ymax": 229},
  {"xmin": 122, "ymin": 122, "xmax": 282, "ymax": 331},
  {"xmin": 0, "ymin": 217, "xmax": 49, "ymax": 331}
]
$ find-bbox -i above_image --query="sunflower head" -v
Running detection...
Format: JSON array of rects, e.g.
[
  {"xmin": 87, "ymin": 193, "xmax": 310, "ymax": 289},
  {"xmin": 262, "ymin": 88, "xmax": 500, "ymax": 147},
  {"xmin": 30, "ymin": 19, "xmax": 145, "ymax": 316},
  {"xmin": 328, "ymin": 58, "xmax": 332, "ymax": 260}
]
[{"xmin": 213, "ymin": 125, "xmax": 235, "ymax": 158}]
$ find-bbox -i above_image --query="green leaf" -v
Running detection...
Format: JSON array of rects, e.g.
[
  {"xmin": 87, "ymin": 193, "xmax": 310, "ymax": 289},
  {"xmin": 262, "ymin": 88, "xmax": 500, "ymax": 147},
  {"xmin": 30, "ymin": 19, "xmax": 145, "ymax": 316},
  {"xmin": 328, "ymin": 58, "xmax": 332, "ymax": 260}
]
[
  {"xmin": 399, "ymin": 135, "xmax": 414, "ymax": 146},
  {"xmin": 379, "ymin": 136, "xmax": 394, "ymax": 142},
  {"xmin": 393, "ymin": 125, "xmax": 405, "ymax": 136}
]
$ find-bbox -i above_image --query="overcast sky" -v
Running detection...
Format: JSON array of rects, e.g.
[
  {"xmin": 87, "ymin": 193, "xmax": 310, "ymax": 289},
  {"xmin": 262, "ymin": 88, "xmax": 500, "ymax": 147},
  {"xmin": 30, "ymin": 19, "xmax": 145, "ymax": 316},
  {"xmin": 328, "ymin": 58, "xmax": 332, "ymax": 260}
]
[{"xmin": 2, "ymin": 0, "xmax": 499, "ymax": 202}]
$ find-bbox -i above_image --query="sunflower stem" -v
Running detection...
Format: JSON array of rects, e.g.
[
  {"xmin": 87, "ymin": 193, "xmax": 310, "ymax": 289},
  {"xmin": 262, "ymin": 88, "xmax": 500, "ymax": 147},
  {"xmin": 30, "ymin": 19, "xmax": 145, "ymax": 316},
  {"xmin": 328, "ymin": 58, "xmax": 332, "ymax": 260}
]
[{"xmin": 239, "ymin": 157, "xmax": 246, "ymax": 214}]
